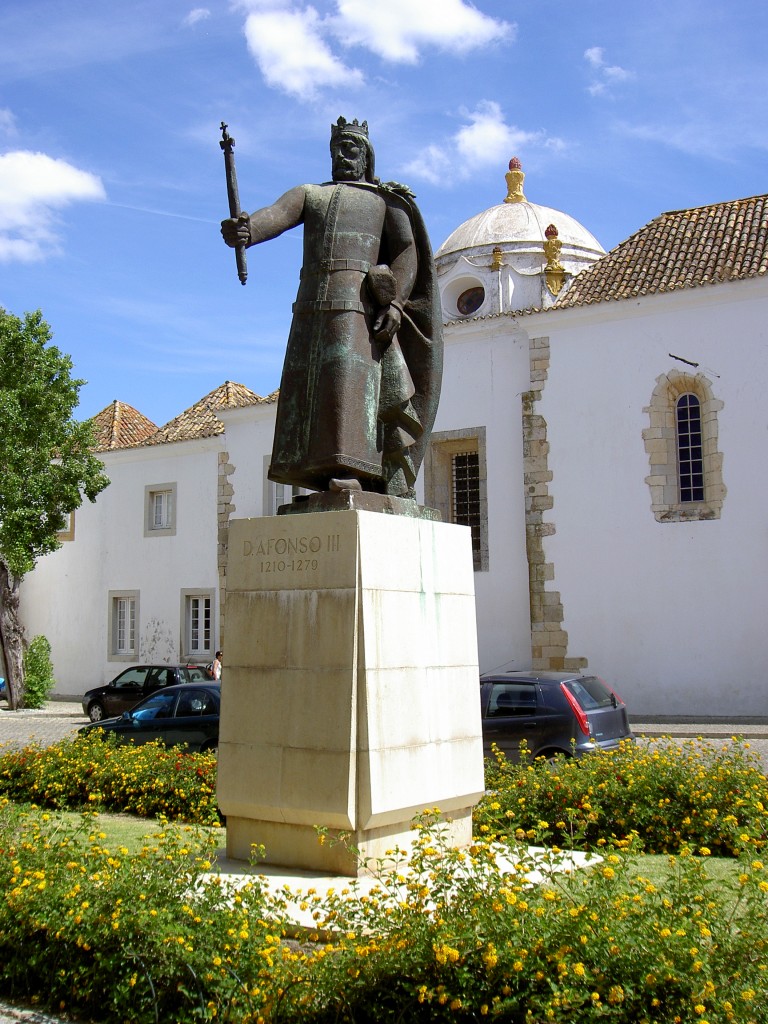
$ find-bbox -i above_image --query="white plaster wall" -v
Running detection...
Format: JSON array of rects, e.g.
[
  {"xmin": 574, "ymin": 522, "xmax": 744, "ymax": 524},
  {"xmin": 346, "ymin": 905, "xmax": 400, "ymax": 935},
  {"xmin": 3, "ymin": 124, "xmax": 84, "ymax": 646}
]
[
  {"xmin": 536, "ymin": 279, "xmax": 768, "ymax": 716},
  {"xmin": 21, "ymin": 439, "xmax": 222, "ymax": 697},
  {"xmin": 218, "ymin": 403, "xmax": 280, "ymax": 518},
  {"xmin": 426, "ymin": 319, "xmax": 533, "ymax": 676}
]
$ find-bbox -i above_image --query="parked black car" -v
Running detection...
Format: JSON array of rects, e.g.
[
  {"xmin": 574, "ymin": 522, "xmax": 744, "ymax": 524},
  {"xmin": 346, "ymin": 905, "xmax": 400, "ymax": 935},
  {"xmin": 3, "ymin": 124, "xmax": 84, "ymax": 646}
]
[
  {"xmin": 79, "ymin": 682, "xmax": 220, "ymax": 753},
  {"xmin": 82, "ymin": 664, "xmax": 213, "ymax": 722},
  {"xmin": 480, "ymin": 670, "xmax": 634, "ymax": 762}
]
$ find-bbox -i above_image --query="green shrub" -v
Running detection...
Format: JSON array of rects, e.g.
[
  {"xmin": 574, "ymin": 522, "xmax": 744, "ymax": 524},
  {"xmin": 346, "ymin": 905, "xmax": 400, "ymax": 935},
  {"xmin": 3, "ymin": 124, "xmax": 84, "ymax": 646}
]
[{"xmin": 22, "ymin": 635, "xmax": 55, "ymax": 709}]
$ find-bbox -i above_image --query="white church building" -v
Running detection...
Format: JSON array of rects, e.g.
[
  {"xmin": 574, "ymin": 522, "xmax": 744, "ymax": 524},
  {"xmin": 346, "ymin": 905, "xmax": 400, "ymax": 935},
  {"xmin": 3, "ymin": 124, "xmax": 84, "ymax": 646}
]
[{"xmin": 20, "ymin": 162, "xmax": 768, "ymax": 718}]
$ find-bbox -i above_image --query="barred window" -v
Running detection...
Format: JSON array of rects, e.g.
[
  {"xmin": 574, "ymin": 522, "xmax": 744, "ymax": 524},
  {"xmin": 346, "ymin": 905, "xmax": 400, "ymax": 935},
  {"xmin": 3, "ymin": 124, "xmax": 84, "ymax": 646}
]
[
  {"xmin": 452, "ymin": 451, "xmax": 482, "ymax": 565},
  {"xmin": 424, "ymin": 428, "xmax": 488, "ymax": 571},
  {"xmin": 676, "ymin": 394, "xmax": 704, "ymax": 502},
  {"xmin": 643, "ymin": 370, "xmax": 725, "ymax": 523}
]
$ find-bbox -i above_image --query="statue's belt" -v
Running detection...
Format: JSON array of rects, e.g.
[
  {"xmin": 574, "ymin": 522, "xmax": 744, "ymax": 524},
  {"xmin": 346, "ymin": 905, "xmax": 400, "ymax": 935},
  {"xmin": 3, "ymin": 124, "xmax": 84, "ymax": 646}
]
[
  {"xmin": 300, "ymin": 258, "xmax": 372, "ymax": 276},
  {"xmin": 293, "ymin": 298, "xmax": 367, "ymax": 313}
]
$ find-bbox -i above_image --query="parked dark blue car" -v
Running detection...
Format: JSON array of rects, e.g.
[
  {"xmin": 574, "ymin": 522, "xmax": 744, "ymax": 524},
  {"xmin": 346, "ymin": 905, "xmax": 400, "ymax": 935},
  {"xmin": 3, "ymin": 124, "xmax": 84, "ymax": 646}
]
[{"xmin": 79, "ymin": 682, "xmax": 220, "ymax": 753}]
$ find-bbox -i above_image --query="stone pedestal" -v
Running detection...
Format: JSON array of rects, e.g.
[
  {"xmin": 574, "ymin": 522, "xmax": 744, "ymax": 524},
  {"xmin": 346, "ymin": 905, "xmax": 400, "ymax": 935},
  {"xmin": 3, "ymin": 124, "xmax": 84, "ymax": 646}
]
[{"xmin": 217, "ymin": 509, "xmax": 484, "ymax": 877}]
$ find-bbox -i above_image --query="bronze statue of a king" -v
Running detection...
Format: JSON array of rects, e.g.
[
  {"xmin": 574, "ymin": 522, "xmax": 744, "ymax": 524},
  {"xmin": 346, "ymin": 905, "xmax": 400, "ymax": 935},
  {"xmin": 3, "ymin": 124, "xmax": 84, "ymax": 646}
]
[{"xmin": 221, "ymin": 117, "xmax": 443, "ymax": 501}]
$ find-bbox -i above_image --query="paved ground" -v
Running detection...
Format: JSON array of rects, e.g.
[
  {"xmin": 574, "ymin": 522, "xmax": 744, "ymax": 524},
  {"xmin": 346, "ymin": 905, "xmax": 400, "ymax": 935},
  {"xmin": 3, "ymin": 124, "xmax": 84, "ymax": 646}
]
[
  {"xmin": 0, "ymin": 700, "xmax": 766, "ymax": 1022},
  {"xmin": 2, "ymin": 698, "xmax": 768, "ymax": 767}
]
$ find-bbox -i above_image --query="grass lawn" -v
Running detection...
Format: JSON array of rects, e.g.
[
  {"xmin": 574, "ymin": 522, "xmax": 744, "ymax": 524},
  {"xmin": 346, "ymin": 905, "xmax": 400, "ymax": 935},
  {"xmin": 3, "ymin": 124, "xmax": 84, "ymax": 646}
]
[{"xmin": 50, "ymin": 807, "xmax": 745, "ymax": 893}]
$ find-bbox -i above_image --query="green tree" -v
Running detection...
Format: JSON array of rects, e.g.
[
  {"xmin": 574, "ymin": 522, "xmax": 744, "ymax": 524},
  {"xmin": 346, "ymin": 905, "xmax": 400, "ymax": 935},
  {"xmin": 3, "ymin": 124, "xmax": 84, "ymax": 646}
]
[{"xmin": 0, "ymin": 308, "xmax": 109, "ymax": 709}]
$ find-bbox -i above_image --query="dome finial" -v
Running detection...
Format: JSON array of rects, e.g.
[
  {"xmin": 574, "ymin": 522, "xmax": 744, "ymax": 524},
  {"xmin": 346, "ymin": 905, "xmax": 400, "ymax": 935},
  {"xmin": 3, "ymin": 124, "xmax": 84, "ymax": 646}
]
[
  {"xmin": 544, "ymin": 223, "xmax": 565, "ymax": 295},
  {"xmin": 504, "ymin": 157, "xmax": 526, "ymax": 204}
]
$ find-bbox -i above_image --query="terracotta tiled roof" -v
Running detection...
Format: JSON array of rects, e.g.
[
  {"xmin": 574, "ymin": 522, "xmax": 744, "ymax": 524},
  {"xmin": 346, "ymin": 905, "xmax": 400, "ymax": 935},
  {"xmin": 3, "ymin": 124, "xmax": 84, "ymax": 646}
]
[
  {"xmin": 555, "ymin": 193, "xmax": 768, "ymax": 310},
  {"xmin": 90, "ymin": 401, "xmax": 159, "ymax": 452},
  {"xmin": 142, "ymin": 381, "xmax": 276, "ymax": 446}
]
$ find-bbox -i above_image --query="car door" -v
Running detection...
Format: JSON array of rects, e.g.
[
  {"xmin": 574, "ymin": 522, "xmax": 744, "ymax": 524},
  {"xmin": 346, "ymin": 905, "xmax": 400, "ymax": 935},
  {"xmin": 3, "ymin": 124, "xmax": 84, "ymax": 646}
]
[
  {"xmin": 144, "ymin": 666, "xmax": 174, "ymax": 696},
  {"xmin": 105, "ymin": 667, "xmax": 153, "ymax": 716},
  {"xmin": 166, "ymin": 688, "xmax": 220, "ymax": 751},
  {"xmin": 120, "ymin": 689, "xmax": 179, "ymax": 745},
  {"xmin": 482, "ymin": 680, "xmax": 540, "ymax": 760}
]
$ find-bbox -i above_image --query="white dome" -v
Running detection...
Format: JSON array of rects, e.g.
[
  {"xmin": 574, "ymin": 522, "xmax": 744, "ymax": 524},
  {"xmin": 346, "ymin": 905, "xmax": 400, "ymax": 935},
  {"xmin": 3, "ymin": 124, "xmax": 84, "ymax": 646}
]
[
  {"xmin": 436, "ymin": 201, "xmax": 604, "ymax": 263},
  {"xmin": 435, "ymin": 161, "xmax": 605, "ymax": 318}
]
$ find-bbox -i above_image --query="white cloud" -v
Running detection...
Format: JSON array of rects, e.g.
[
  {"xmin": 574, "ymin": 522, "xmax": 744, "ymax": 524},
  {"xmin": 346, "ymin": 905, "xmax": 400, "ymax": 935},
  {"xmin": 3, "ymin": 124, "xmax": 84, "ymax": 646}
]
[
  {"xmin": 0, "ymin": 151, "xmax": 105, "ymax": 263},
  {"xmin": 183, "ymin": 8, "xmax": 211, "ymax": 27},
  {"xmin": 584, "ymin": 45, "xmax": 633, "ymax": 97},
  {"xmin": 242, "ymin": 6, "xmax": 364, "ymax": 99},
  {"xmin": 403, "ymin": 101, "xmax": 562, "ymax": 186},
  {"xmin": 234, "ymin": 0, "xmax": 513, "ymax": 99},
  {"xmin": 400, "ymin": 144, "xmax": 453, "ymax": 186},
  {"xmin": 331, "ymin": 0, "xmax": 513, "ymax": 63},
  {"xmin": 454, "ymin": 101, "xmax": 541, "ymax": 168}
]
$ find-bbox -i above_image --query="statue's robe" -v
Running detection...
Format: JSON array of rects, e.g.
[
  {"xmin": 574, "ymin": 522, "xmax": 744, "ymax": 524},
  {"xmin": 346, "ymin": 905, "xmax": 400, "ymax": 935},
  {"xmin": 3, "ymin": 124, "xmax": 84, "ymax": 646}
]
[{"xmin": 268, "ymin": 180, "xmax": 442, "ymax": 497}]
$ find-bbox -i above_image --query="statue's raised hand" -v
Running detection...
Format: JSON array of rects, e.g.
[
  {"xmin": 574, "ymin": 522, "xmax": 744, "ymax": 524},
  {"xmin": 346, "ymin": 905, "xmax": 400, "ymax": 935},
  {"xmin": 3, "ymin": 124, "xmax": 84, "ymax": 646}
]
[{"xmin": 221, "ymin": 213, "xmax": 251, "ymax": 248}]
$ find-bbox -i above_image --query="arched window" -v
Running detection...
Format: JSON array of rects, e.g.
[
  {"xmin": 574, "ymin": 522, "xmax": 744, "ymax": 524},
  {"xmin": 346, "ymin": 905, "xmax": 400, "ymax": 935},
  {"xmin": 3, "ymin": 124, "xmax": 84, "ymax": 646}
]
[
  {"xmin": 643, "ymin": 370, "xmax": 725, "ymax": 522},
  {"xmin": 676, "ymin": 394, "xmax": 704, "ymax": 502}
]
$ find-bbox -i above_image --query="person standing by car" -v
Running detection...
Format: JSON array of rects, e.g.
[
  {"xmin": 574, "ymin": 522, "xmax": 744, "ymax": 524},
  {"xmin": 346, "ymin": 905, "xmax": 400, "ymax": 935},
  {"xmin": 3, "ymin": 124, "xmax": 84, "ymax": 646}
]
[{"xmin": 212, "ymin": 651, "xmax": 223, "ymax": 681}]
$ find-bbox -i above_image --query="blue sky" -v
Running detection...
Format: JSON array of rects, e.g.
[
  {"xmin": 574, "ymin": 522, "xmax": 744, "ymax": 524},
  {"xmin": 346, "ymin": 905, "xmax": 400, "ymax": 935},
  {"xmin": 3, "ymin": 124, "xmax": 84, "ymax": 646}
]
[{"xmin": 1, "ymin": 0, "xmax": 766, "ymax": 427}]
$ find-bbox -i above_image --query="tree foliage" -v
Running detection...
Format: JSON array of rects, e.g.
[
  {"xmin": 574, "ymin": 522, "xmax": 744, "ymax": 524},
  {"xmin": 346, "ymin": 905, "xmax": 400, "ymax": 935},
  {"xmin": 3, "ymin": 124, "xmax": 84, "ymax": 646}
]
[
  {"xmin": 0, "ymin": 307, "xmax": 109, "ymax": 576},
  {"xmin": 0, "ymin": 307, "xmax": 109, "ymax": 706}
]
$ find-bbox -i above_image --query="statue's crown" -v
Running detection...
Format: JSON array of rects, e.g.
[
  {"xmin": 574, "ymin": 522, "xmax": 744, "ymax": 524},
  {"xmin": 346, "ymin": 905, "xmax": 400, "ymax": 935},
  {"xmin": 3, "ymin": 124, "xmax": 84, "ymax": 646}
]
[{"xmin": 331, "ymin": 116, "xmax": 369, "ymax": 142}]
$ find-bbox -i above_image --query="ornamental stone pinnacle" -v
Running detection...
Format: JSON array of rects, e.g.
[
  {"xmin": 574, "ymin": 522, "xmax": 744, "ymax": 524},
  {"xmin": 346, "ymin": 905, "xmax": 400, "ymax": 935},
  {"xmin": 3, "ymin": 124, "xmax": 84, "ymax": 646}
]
[{"xmin": 504, "ymin": 156, "xmax": 526, "ymax": 204}]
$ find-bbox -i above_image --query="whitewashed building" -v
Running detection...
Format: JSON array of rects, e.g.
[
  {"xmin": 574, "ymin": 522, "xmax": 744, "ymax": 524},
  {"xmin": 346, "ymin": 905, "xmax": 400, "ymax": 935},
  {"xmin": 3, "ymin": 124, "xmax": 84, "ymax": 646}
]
[{"xmin": 20, "ymin": 164, "xmax": 768, "ymax": 717}]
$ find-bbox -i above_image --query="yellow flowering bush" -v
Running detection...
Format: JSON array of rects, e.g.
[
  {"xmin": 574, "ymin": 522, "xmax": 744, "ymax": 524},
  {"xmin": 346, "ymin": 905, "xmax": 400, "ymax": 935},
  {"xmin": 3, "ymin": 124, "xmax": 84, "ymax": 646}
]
[
  {"xmin": 476, "ymin": 737, "xmax": 768, "ymax": 855},
  {"xmin": 0, "ymin": 735, "xmax": 767, "ymax": 1020},
  {"xmin": 0, "ymin": 800, "xmax": 767, "ymax": 1022},
  {"xmin": 0, "ymin": 732, "xmax": 220, "ymax": 824}
]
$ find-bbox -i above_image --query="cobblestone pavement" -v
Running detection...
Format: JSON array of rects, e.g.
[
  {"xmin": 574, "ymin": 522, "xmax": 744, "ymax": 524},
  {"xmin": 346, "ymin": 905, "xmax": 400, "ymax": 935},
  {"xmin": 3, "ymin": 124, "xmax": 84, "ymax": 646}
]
[{"xmin": 0, "ymin": 701, "xmax": 88, "ymax": 750}]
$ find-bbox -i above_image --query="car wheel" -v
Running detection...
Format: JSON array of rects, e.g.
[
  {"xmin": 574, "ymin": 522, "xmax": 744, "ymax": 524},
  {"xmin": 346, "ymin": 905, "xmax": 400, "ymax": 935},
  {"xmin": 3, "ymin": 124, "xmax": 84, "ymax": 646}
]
[
  {"xmin": 201, "ymin": 741, "xmax": 218, "ymax": 755},
  {"xmin": 88, "ymin": 702, "xmax": 106, "ymax": 723},
  {"xmin": 538, "ymin": 751, "xmax": 571, "ymax": 770}
]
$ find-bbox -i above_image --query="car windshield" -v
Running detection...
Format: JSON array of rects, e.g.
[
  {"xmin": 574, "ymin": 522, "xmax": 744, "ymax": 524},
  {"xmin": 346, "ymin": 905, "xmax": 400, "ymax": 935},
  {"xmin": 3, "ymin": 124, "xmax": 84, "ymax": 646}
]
[
  {"xmin": 183, "ymin": 667, "xmax": 211, "ymax": 682},
  {"xmin": 113, "ymin": 668, "xmax": 149, "ymax": 689},
  {"xmin": 562, "ymin": 677, "xmax": 614, "ymax": 710},
  {"xmin": 131, "ymin": 691, "xmax": 177, "ymax": 721}
]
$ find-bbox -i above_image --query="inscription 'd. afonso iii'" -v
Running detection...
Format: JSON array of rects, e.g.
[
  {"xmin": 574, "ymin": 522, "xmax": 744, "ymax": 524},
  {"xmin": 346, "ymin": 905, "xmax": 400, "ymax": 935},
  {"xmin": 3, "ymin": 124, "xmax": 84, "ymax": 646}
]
[{"xmin": 242, "ymin": 533, "xmax": 341, "ymax": 574}]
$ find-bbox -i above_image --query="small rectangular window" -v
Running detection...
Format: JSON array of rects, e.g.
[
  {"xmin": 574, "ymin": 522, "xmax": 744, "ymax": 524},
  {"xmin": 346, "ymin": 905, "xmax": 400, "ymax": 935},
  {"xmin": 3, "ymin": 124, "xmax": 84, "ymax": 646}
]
[
  {"xmin": 108, "ymin": 590, "xmax": 139, "ymax": 661},
  {"xmin": 189, "ymin": 596, "xmax": 211, "ymax": 654},
  {"xmin": 56, "ymin": 511, "xmax": 76, "ymax": 542},
  {"xmin": 451, "ymin": 450, "xmax": 482, "ymax": 565},
  {"xmin": 145, "ymin": 483, "xmax": 177, "ymax": 536},
  {"xmin": 424, "ymin": 429, "xmax": 488, "ymax": 571},
  {"xmin": 152, "ymin": 491, "xmax": 172, "ymax": 529},
  {"xmin": 180, "ymin": 589, "xmax": 215, "ymax": 660},
  {"xmin": 269, "ymin": 481, "xmax": 308, "ymax": 516}
]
